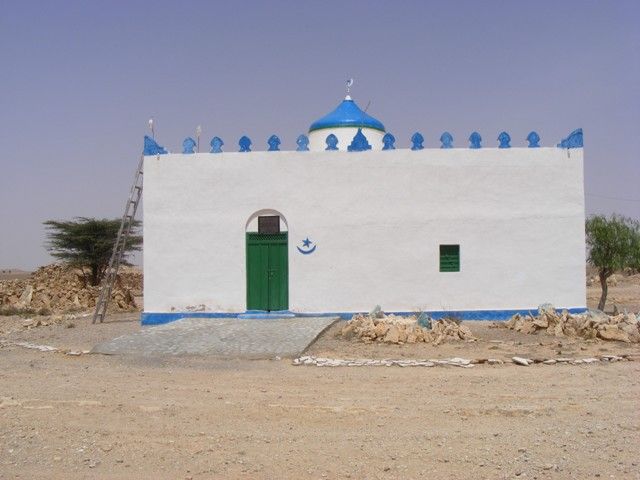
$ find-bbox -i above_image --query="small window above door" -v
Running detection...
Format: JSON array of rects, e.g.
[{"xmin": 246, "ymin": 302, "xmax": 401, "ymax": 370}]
[{"xmin": 258, "ymin": 215, "xmax": 280, "ymax": 234}]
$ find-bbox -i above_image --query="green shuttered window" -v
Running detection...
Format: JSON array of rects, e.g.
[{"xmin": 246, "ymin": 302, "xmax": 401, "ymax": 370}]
[{"xmin": 439, "ymin": 245, "xmax": 460, "ymax": 272}]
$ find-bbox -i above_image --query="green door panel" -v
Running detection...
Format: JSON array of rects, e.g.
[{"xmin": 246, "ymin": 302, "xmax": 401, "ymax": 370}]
[
  {"xmin": 246, "ymin": 233, "xmax": 288, "ymax": 311},
  {"xmin": 246, "ymin": 241, "xmax": 269, "ymax": 310},
  {"xmin": 267, "ymin": 240, "xmax": 288, "ymax": 311}
]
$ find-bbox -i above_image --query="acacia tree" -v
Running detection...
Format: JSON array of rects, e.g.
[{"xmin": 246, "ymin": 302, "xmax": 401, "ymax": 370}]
[
  {"xmin": 44, "ymin": 217, "xmax": 142, "ymax": 286},
  {"xmin": 585, "ymin": 215, "xmax": 640, "ymax": 311}
]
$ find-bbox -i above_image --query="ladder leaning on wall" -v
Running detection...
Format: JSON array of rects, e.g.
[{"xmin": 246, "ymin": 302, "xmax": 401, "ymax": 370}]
[{"xmin": 92, "ymin": 156, "xmax": 144, "ymax": 324}]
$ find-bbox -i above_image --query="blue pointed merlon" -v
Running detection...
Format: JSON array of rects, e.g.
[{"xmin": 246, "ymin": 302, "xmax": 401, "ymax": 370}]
[
  {"xmin": 347, "ymin": 128, "xmax": 372, "ymax": 152},
  {"xmin": 267, "ymin": 135, "xmax": 281, "ymax": 151},
  {"xmin": 239, "ymin": 135, "xmax": 252, "ymax": 152},
  {"xmin": 143, "ymin": 135, "xmax": 168, "ymax": 155},
  {"xmin": 182, "ymin": 137, "xmax": 196, "ymax": 154},
  {"xmin": 382, "ymin": 133, "xmax": 396, "ymax": 150},
  {"xmin": 210, "ymin": 136, "xmax": 223, "ymax": 153},
  {"xmin": 498, "ymin": 132, "xmax": 511, "ymax": 148},
  {"xmin": 411, "ymin": 132, "xmax": 424, "ymax": 150},
  {"xmin": 557, "ymin": 128, "xmax": 583, "ymax": 149},
  {"xmin": 296, "ymin": 134, "xmax": 309, "ymax": 151},
  {"xmin": 527, "ymin": 131, "xmax": 540, "ymax": 148},
  {"xmin": 440, "ymin": 132, "xmax": 453, "ymax": 149},
  {"xmin": 469, "ymin": 132, "xmax": 482, "ymax": 149},
  {"xmin": 325, "ymin": 134, "xmax": 338, "ymax": 151}
]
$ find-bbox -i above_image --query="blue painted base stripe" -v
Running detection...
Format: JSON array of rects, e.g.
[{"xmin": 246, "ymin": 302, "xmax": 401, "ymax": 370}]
[
  {"xmin": 141, "ymin": 311, "xmax": 239, "ymax": 325},
  {"xmin": 141, "ymin": 307, "xmax": 588, "ymax": 326}
]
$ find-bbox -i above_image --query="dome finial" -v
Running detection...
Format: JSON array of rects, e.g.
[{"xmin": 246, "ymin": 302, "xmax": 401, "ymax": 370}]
[{"xmin": 345, "ymin": 78, "xmax": 354, "ymax": 100}]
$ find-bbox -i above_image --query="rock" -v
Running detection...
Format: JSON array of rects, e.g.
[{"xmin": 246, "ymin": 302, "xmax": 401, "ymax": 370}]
[
  {"xmin": 538, "ymin": 303, "xmax": 556, "ymax": 316},
  {"xmin": 397, "ymin": 326, "xmax": 408, "ymax": 343},
  {"xmin": 512, "ymin": 357, "xmax": 530, "ymax": 366},
  {"xmin": 458, "ymin": 324, "xmax": 475, "ymax": 340},
  {"xmin": 383, "ymin": 325, "xmax": 400, "ymax": 344},
  {"xmin": 519, "ymin": 320, "xmax": 537, "ymax": 334},
  {"xmin": 621, "ymin": 323, "xmax": 640, "ymax": 342},
  {"xmin": 340, "ymin": 323, "xmax": 357, "ymax": 339},
  {"xmin": 532, "ymin": 315, "xmax": 549, "ymax": 328},
  {"xmin": 553, "ymin": 322, "xmax": 564, "ymax": 337},
  {"xmin": 373, "ymin": 322, "xmax": 389, "ymax": 338},
  {"xmin": 597, "ymin": 325, "xmax": 630, "ymax": 343},
  {"xmin": 448, "ymin": 357, "xmax": 471, "ymax": 366},
  {"xmin": 16, "ymin": 285, "xmax": 34, "ymax": 308}
]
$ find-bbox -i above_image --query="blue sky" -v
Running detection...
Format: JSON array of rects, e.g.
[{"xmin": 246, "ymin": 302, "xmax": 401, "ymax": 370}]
[{"xmin": 1, "ymin": 0, "xmax": 638, "ymax": 269}]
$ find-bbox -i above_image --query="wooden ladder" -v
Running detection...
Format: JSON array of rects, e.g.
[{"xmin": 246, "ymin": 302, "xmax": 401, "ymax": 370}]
[{"xmin": 92, "ymin": 156, "xmax": 143, "ymax": 323}]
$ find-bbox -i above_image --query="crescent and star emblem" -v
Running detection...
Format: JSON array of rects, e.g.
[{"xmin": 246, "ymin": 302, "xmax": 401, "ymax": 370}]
[{"xmin": 297, "ymin": 237, "xmax": 317, "ymax": 255}]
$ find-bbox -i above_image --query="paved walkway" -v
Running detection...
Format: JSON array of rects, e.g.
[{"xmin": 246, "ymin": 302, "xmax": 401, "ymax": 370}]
[{"xmin": 92, "ymin": 316, "xmax": 338, "ymax": 358}]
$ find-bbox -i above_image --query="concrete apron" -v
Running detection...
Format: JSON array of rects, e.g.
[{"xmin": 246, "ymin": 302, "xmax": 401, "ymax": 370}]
[{"xmin": 91, "ymin": 316, "xmax": 339, "ymax": 359}]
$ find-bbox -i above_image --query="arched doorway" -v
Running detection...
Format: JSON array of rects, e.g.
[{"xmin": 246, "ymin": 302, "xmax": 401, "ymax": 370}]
[{"xmin": 245, "ymin": 210, "xmax": 289, "ymax": 311}]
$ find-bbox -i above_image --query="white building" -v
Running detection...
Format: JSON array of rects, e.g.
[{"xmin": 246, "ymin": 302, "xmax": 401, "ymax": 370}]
[{"xmin": 141, "ymin": 96, "xmax": 586, "ymax": 325}]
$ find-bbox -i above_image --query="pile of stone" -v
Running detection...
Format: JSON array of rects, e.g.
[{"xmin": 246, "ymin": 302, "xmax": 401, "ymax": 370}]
[
  {"xmin": 0, "ymin": 264, "xmax": 142, "ymax": 314},
  {"xmin": 500, "ymin": 305, "xmax": 640, "ymax": 343},
  {"xmin": 339, "ymin": 311, "xmax": 476, "ymax": 345}
]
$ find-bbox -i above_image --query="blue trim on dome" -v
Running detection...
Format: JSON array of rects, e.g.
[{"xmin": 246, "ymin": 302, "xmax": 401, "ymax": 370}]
[{"xmin": 309, "ymin": 98, "xmax": 385, "ymax": 133}]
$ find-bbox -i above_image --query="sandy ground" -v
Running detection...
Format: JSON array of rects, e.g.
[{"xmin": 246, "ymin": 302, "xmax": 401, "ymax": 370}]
[
  {"xmin": 0, "ymin": 277, "xmax": 639, "ymax": 479},
  {"xmin": 587, "ymin": 272, "xmax": 640, "ymax": 313}
]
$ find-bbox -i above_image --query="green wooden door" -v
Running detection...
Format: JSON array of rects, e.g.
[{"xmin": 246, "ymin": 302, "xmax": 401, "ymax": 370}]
[{"xmin": 246, "ymin": 233, "xmax": 288, "ymax": 311}]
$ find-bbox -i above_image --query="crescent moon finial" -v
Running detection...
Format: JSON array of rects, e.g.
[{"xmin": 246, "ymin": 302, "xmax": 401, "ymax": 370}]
[{"xmin": 346, "ymin": 78, "xmax": 354, "ymax": 95}]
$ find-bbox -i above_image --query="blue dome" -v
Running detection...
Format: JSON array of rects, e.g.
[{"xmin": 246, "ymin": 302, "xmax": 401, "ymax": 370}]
[{"xmin": 309, "ymin": 96, "xmax": 385, "ymax": 133}]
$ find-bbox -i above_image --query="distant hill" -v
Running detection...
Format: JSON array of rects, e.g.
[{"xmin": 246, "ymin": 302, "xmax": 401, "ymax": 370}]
[{"xmin": 0, "ymin": 269, "xmax": 32, "ymax": 280}]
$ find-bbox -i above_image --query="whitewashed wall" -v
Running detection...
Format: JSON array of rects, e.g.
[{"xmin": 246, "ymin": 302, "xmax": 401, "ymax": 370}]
[{"xmin": 143, "ymin": 147, "xmax": 586, "ymax": 316}]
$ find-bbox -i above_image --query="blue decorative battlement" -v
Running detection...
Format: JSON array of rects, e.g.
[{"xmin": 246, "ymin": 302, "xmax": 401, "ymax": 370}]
[
  {"xmin": 210, "ymin": 136, "xmax": 224, "ymax": 153},
  {"xmin": 325, "ymin": 134, "xmax": 339, "ymax": 151},
  {"xmin": 143, "ymin": 128, "xmax": 583, "ymax": 154},
  {"xmin": 498, "ymin": 132, "xmax": 511, "ymax": 149},
  {"xmin": 557, "ymin": 128, "xmax": 583, "ymax": 149},
  {"xmin": 347, "ymin": 129, "xmax": 372, "ymax": 151},
  {"xmin": 527, "ymin": 131, "xmax": 540, "ymax": 148},
  {"xmin": 411, "ymin": 132, "xmax": 424, "ymax": 150},
  {"xmin": 182, "ymin": 137, "xmax": 196, "ymax": 154},
  {"xmin": 382, "ymin": 133, "xmax": 396, "ymax": 150},
  {"xmin": 239, "ymin": 136, "xmax": 252, "ymax": 152},
  {"xmin": 267, "ymin": 135, "xmax": 281, "ymax": 151},
  {"xmin": 296, "ymin": 134, "xmax": 309, "ymax": 151},
  {"xmin": 143, "ymin": 135, "xmax": 168, "ymax": 155},
  {"xmin": 440, "ymin": 132, "xmax": 453, "ymax": 149},
  {"xmin": 469, "ymin": 132, "xmax": 482, "ymax": 149}
]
